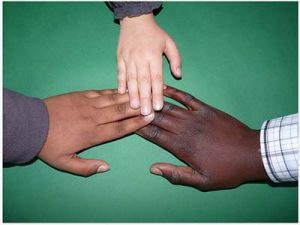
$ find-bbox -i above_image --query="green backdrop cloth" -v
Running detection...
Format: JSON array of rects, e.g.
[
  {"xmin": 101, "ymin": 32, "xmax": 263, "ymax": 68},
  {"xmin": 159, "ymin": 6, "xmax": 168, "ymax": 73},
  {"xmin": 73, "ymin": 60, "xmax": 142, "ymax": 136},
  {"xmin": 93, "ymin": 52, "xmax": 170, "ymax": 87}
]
[{"xmin": 3, "ymin": 2, "xmax": 298, "ymax": 222}]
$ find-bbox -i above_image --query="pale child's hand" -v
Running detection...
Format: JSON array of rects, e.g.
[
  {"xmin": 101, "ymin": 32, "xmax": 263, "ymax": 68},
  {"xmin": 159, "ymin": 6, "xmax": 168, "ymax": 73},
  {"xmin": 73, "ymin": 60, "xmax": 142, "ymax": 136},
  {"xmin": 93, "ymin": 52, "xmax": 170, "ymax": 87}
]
[{"xmin": 117, "ymin": 13, "xmax": 181, "ymax": 115}]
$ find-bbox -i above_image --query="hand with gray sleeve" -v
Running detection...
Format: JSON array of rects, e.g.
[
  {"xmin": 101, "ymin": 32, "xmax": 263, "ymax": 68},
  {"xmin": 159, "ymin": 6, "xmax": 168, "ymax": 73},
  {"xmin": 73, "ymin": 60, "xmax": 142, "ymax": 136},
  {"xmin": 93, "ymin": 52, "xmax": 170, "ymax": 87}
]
[{"xmin": 4, "ymin": 88, "xmax": 154, "ymax": 176}]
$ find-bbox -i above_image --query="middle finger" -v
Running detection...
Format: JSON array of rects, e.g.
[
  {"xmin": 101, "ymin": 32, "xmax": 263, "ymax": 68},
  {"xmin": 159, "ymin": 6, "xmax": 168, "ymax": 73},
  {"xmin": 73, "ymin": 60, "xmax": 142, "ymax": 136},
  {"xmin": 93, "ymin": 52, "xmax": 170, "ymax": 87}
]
[{"xmin": 136, "ymin": 61, "xmax": 152, "ymax": 116}]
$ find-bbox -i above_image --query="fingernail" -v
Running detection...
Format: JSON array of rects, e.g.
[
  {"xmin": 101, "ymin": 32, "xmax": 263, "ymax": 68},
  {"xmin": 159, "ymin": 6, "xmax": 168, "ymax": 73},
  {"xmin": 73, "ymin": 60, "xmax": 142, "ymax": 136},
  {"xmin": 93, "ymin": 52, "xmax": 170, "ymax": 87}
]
[
  {"xmin": 97, "ymin": 165, "xmax": 109, "ymax": 173},
  {"xmin": 118, "ymin": 87, "xmax": 125, "ymax": 94},
  {"xmin": 141, "ymin": 106, "xmax": 150, "ymax": 116},
  {"xmin": 150, "ymin": 167, "xmax": 162, "ymax": 176},
  {"xmin": 144, "ymin": 112, "xmax": 154, "ymax": 120},
  {"xmin": 176, "ymin": 67, "xmax": 182, "ymax": 77},
  {"xmin": 154, "ymin": 102, "xmax": 163, "ymax": 111},
  {"xmin": 130, "ymin": 99, "xmax": 139, "ymax": 109},
  {"xmin": 163, "ymin": 84, "xmax": 167, "ymax": 90}
]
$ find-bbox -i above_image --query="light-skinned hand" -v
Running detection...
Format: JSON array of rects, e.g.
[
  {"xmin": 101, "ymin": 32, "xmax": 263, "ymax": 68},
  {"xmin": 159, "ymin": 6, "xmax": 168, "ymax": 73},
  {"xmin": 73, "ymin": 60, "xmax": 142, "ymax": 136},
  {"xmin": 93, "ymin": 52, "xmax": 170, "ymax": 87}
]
[
  {"xmin": 39, "ymin": 89, "xmax": 154, "ymax": 176},
  {"xmin": 117, "ymin": 13, "xmax": 181, "ymax": 116},
  {"xmin": 137, "ymin": 86, "xmax": 267, "ymax": 191}
]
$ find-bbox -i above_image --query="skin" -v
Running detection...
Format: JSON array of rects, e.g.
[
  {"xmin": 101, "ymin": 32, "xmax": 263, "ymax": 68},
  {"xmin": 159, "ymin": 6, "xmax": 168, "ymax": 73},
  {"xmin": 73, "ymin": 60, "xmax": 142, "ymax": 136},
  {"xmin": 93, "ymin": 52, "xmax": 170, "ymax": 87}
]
[
  {"xmin": 118, "ymin": 13, "xmax": 182, "ymax": 116},
  {"xmin": 38, "ymin": 89, "xmax": 154, "ymax": 177},
  {"xmin": 137, "ymin": 86, "xmax": 268, "ymax": 191}
]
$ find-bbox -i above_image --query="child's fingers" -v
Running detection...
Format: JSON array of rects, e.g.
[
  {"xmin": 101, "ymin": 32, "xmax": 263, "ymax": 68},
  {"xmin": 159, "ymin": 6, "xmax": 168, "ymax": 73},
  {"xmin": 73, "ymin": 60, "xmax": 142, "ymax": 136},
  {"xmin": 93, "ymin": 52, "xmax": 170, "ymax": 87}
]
[
  {"xmin": 136, "ymin": 61, "xmax": 152, "ymax": 115},
  {"xmin": 125, "ymin": 60, "xmax": 140, "ymax": 109},
  {"xmin": 117, "ymin": 57, "xmax": 127, "ymax": 94},
  {"xmin": 150, "ymin": 57, "xmax": 164, "ymax": 111},
  {"xmin": 164, "ymin": 36, "xmax": 182, "ymax": 78}
]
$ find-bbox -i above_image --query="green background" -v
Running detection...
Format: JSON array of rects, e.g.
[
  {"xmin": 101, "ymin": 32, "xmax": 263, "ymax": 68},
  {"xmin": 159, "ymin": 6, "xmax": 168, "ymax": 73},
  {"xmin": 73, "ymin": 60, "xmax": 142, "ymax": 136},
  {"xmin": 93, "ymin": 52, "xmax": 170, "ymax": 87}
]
[{"xmin": 3, "ymin": 2, "xmax": 298, "ymax": 222}]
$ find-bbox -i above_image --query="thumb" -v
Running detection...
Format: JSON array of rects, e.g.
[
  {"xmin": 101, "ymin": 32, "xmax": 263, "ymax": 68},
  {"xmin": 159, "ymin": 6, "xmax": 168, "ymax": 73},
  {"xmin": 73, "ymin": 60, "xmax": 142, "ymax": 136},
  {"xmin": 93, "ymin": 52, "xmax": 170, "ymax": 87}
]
[
  {"xmin": 164, "ymin": 36, "xmax": 182, "ymax": 78},
  {"xmin": 150, "ymin": 163, "xmax": 203, "ymax": 188},
  {"xmin": 60, "ymin": 155, "xmax": 110, "ymax": 177}
]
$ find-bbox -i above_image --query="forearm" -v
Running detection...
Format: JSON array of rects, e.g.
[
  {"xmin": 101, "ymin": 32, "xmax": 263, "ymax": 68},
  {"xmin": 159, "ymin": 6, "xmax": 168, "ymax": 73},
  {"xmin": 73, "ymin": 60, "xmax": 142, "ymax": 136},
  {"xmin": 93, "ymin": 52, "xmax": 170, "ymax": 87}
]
[{"xmin": 3, "ymin": 88, "xmax": 49, "ymax": 164}]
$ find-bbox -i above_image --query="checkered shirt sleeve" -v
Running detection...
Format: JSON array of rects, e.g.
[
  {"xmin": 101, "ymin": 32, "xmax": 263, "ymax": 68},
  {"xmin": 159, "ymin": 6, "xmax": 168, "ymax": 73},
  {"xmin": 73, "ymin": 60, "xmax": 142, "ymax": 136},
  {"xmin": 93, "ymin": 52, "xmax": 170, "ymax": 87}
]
[{"xmin": 260, "ymin": 113, "xmax": 298, "ymax": 183}]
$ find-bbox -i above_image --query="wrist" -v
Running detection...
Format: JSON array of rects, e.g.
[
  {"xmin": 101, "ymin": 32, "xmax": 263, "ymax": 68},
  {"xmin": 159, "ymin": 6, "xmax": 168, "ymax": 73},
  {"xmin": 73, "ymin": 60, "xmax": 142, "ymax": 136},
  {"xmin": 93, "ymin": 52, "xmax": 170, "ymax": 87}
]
[
  {"xmin": 120, "ymin": 13, "xmax": 156, "ymax": 27},
  {"xmin": 243, "ymin": 129, "xmax": 268, "ymax": 182}
]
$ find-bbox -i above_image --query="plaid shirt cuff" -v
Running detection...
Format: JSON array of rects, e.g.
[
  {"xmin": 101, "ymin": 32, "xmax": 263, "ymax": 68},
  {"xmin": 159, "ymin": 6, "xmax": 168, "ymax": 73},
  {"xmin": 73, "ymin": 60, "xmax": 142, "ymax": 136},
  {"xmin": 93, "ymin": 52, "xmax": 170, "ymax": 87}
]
[{"xmin": 260, "ymin": 113, "xmax": 298, "ymax": 183}]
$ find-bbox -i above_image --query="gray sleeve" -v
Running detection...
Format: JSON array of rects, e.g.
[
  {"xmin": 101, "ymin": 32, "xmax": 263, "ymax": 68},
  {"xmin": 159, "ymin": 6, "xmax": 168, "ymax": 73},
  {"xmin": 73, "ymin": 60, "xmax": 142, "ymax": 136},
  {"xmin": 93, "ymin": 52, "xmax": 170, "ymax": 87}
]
[
  {"xmin": 107, "ymin": 1, "xmax": 162, "ymax": 19},
  {"xmin": 3, "ymin": 88, "xmax": 49, "ymax": 164}
]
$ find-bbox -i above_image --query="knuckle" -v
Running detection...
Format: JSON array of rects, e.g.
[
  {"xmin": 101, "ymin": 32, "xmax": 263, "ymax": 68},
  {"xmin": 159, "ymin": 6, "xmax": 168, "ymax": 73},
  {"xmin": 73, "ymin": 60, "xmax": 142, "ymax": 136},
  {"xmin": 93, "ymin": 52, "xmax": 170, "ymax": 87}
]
[
  {"xmin": 139, "ymin": 75, "xmax": 150, "ymax": 85},
  {"xmin": 127, "ymin": 73, "xmax": 136, "ymax": 80},
  {"xmin": 94, "ymin": 90, "xmax": 103, "ymax": 96},
  {"xmin": 148, "ymin": 126, "xmax": 160, "ymax": 140},
  {"xmin": 163, "ymin": 103, "xmax": 174, "ymax": 113},
  {"xmin": 115, "ymin": 121, "xmax": 125, "ymax": 134},
  {"xmin": 81, "ymin": 169, "xmax": 92, "ymax": 177},
  {"xmin": 128, "ymin": 87, "xmax": 139, "ymax": 97},
  {"xmin": 115, "ymin": 103, "xmax": 127, "ymax": 114},
  {"xmin": 200, "ymin": 107, "xmax": 217, "ymax": 120},
  {"xmin": 117, "ymin": 47, "xmax": 122, "ymax": 55},
  {"xmin": 169, "ymin": 168, "xmax": 181, "ymax": 184},
  {"xmin": 168, "ymin": 87, "xmax": 178, "ymax": 96},
  {"xmin": 117, "ymin": 67, "xmax": 125, "ymax": 75},
  {"xmin": 117, "ymin": 54, "xmax": 122, "ymax": 61},
  {"xmin": 107, "ymin": 94, "xmax": 117, "ymax": 103},
  {"xmin": 89, "ymin": 128, "xmax": 101, "ymax": 145},
  {"xmin": 152, "ymin": 74, "xmax": 163, "ymax": 82},
  {"xmin": 117, "ymin": 47, "xmax": 128, "ymax": 57},
  {"xmin": 140, "ymin": 91, "xmax": 151, "ymax": 99},
  {"xmin": 196, "ymin": 182, "xmax": 211, "ymax": 192},
  {"xmin": 87, "ymin": 111, "xmax": 98, "ymax": 125},
  {"xmin": 118, "ymin": 76, "xmax": 126, "ymax": 84},
  {"xmin": 144, "ymin": 51, "xmax": 156, "ymax": 60},
  {"xmin": 153, "ymin": 112, "xmax": 164, "ymax": 124},
  {"xmin": 184, "ymin": 93, "xmax": 196, "ymax": 103},
  {"xmin": 127, "ymin": 50, "xmax": 141, "ymax": 59},
  {"xmin": 117, "ymin": 52, "xmax": 124, "ymax": 60},
  {"xmin": 128, "ymin": 49, "xmax": 136, "ymax": 57},
  {"xmin": 83, "ymin": 90, "xmax": 100, "ymax": 98}
]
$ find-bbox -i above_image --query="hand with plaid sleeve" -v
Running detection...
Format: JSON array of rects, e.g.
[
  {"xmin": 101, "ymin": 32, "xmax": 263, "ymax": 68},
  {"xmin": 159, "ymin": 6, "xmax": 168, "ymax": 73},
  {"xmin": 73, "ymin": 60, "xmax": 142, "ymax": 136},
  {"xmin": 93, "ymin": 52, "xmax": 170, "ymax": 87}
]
[
  {"xmin": 260, "ymin": 114, "xmax": 298, "ymax": 182},
  {"xmin": 137, "ymin": 86, "xmax": 298, "ymax": 191}
]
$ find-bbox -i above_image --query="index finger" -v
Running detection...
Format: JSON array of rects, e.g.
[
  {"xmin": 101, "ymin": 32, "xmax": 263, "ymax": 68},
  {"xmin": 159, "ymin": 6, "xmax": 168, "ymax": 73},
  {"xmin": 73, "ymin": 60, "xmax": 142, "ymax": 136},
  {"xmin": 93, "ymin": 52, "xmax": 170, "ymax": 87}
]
[
  {"xmin": 164, "ymin": 86, "xmax": 203, "ymax": 111},
  {"xmin": 93, "ymin": 102, "xmax": 141, "ymax": 125},
  {"xmin": 82, "ymin": 89, "xmax": 119, "ymax": 98},
  {"xmin": 96, "ymin": 113, "xmax": 154, "ymax": 143},
  {"xmin": 137, "ymin": 124, "xmax": 181, "ymax": 156},
  {"xmin": 90, "ymin": 92, "xmax": 130, "ymax": 108},
  {"xmin": 150, "ymin": 57, "xmax": 164, "ymax": 111}
]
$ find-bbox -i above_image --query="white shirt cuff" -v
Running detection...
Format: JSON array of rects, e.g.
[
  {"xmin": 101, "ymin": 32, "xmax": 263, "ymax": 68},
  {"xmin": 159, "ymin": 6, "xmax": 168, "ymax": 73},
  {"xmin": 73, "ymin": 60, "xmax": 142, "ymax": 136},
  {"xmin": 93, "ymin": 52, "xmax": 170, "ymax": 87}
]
[{"xmin": 260, "ymin": 113, "xmax": 298, "ymax": 183}]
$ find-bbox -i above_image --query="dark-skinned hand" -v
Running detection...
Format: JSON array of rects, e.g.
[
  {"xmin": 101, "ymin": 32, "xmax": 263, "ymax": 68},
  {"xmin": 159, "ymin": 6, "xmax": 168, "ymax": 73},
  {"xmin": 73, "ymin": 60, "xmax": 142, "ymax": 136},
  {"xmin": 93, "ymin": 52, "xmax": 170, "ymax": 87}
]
[
  {"xmin": 39, "ymin": 89, "xmax": 154, "ymax": 177},
  {"xmin": 137, "ymin": 86, "xmax": 268, "ymax": 191}
]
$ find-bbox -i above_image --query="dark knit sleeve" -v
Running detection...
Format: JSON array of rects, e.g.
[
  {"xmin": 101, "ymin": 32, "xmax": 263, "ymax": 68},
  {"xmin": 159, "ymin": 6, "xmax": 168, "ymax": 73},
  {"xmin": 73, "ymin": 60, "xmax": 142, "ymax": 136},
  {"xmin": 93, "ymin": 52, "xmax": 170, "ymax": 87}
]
[
  {"xmin": 3, "ymin": 88, "xmax": 49, "ymax": 164},
  {"xmin": 107, "ymin": 1, "xmax": 162, "ymax": 19}
]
